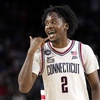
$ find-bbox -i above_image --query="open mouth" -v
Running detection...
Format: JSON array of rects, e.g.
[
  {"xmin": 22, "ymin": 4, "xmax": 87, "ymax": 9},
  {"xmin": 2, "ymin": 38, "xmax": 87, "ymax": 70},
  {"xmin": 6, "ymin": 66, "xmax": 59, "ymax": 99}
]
[
  {"xmin": 48, "ymin": 31, "xmax": 56, "ymax": 38},
  {"xmin": 49, "ymin": 34, "xmax": 54, "ymax": 38}
]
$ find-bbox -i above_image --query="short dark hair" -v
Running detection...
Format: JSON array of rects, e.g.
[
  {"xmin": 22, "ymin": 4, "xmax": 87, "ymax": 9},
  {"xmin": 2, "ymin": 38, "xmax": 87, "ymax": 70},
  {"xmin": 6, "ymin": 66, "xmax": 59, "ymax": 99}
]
[{"xmin": 41, "ymin": 5, "xmax": 78, "ymax": 38}]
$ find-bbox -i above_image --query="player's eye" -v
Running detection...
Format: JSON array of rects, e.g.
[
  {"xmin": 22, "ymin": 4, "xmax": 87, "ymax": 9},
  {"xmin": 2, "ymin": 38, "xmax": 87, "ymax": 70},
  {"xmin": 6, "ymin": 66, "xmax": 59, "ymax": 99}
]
[
  {"xmin": 52, "ymin": 21, "xmax": 56, "ymax": 24},
  {"xmin": 45, "ymin": 22, "xmax": 49, "ymax": 26}
]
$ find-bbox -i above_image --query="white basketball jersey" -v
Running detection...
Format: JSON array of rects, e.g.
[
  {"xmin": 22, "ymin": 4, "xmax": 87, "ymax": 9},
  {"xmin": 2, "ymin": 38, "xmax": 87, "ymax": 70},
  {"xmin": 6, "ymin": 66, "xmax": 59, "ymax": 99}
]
[{"xmin": 32, "ymin": 40, "xmax": 99, "ymax": 100}]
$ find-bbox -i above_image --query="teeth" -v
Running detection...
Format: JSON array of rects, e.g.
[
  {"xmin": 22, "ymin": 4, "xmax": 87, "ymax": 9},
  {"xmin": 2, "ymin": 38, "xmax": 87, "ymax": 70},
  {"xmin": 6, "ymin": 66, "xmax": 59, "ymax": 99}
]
[
  {"xmin": 49, "ymin": 34, "xmax": 54, "ymax": 38},
  {"xmin": 48, "ymin": 31, "xmax": 55, "ymax": 38},
  {"xmin": 48, "ymin": 31, "xmax": 55, "ymax": 34}
]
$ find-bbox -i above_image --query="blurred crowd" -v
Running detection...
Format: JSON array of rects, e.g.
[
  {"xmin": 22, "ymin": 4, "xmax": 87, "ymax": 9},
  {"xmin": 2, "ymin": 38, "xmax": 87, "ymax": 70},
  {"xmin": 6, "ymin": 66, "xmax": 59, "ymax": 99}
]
[{"xmin": 0, "ymin": 0, "xmax": 100, "ymax": 100}]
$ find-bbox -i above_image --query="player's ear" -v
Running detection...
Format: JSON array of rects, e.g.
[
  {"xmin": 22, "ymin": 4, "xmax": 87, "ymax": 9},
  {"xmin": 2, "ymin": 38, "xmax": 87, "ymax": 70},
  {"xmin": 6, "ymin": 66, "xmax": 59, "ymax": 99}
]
[{"xmin": 64, "ymin": 23, "xmax": 69, "ymax": 30}]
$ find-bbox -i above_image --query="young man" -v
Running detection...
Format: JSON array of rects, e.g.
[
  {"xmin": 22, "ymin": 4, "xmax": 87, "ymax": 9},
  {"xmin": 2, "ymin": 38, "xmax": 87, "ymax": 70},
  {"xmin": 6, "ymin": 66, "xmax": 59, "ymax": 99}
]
[{"xmin": 18, "ymin": 5, "xmax": 100, "ymax": 100}]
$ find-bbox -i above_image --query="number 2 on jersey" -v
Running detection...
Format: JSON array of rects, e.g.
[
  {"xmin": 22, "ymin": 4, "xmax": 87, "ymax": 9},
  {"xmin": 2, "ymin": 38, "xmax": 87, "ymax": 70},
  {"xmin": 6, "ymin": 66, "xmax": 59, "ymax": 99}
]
[{"xmin": 61, "ymin": 76, "xmax": 68, "ymax": 93}]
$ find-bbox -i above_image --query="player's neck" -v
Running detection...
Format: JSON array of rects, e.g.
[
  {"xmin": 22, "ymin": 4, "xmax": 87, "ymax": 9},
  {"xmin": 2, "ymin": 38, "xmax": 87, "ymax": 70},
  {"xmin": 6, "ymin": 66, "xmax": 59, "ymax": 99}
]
[{"xmin": 51, "ymin": 38, "xmax": 70, "ymax": 48}]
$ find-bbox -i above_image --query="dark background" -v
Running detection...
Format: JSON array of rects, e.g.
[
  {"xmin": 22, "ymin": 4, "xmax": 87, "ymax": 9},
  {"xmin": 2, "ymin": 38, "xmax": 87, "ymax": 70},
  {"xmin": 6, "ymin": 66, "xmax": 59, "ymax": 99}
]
[{"xmin": 0, "ymin": 0, "xmax": 100, "ymax": 100}]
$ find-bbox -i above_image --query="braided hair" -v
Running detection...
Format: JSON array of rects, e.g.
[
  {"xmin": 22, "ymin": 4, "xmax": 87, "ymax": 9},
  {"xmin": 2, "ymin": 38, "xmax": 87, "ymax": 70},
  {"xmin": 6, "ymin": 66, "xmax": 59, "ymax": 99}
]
[{"xmin": 41, "ymin": 5, "xmax": 78, "ymax": 38}]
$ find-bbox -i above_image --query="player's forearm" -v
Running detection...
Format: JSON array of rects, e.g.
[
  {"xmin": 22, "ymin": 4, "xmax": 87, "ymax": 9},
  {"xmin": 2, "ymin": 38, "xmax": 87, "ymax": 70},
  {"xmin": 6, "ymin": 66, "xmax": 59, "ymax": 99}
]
[
  {"xmin": 92, "ymin": 84, "xmax": 100, "ymax": 100},
  {"xmin": 18, "ymin": 50, "xmax": 35, "ymax": 93}
]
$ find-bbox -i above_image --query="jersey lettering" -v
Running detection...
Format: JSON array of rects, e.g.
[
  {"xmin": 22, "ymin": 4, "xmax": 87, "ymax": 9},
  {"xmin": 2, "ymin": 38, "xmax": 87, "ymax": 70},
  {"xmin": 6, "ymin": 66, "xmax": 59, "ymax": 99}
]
[{"xmin": 47, "ymin": 62, "xmax": 79, "ymax": 75}]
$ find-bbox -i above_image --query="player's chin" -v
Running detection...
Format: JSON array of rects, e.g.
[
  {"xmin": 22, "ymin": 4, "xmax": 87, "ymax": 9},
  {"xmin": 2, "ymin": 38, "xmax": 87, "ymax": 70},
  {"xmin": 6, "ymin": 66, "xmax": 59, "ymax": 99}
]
[{"xmin": 49, "ymin": 38, "xmax": 57, "ymax": 43}]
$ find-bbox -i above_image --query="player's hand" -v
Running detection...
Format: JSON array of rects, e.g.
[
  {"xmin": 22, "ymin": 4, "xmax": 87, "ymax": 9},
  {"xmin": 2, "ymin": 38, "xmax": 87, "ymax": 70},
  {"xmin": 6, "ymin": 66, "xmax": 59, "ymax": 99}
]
[{"xmin": 28, "ymin": 36, "xmax": 49, "ymax": 53}]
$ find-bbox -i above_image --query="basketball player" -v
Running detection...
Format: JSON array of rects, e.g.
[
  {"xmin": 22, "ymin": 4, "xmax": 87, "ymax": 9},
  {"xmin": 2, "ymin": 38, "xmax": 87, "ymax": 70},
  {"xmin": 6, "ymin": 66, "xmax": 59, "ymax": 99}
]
[{"xmin": 18, "ymin": 5, "xmax": 100, "ymax": 100}]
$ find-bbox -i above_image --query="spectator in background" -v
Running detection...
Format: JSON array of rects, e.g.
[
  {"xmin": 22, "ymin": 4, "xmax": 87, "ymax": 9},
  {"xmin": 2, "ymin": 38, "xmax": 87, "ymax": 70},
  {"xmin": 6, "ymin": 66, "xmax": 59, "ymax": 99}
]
[{"xmin": 12, "ymin": 90, "xmax": 26, "ymax": 100}]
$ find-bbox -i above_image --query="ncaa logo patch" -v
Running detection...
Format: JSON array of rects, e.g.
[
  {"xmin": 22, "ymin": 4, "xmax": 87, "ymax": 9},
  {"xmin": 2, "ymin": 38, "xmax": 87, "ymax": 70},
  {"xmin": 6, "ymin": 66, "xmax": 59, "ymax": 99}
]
[{"xmin": 44, "ymin": 50, "xmax": 51, "ymax": 55}]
